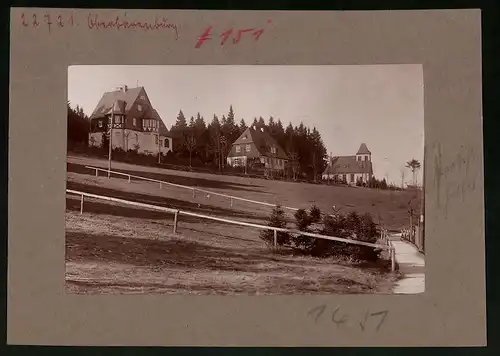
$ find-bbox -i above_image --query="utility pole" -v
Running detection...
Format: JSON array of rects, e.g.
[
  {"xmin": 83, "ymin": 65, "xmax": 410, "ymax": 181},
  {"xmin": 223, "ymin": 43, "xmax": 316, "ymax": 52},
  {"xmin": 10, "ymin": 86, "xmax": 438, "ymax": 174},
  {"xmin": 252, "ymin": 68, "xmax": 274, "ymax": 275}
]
[
  {"xmin": 107, "ymin": 102, "xmax": 115, "ymax": 178},
  {"xmin": 401, "ymin": 169, "xmax": 405, "ymax": 189},
  {"xmin": 157, "ymin": 122, "xmax": 161, "ymax": 164}
]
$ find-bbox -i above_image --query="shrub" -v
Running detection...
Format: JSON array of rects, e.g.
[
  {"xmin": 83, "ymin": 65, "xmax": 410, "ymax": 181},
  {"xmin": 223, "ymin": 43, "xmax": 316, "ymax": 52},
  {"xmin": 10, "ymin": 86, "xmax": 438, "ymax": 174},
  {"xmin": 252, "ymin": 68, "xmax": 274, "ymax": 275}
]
[
  {"xmin": 309, "ymin": 204, "xmax": 322, "ymax": 223},
  {"xmin": 259, "ymin": 205, "xmax": 291, "ymax": 249}
]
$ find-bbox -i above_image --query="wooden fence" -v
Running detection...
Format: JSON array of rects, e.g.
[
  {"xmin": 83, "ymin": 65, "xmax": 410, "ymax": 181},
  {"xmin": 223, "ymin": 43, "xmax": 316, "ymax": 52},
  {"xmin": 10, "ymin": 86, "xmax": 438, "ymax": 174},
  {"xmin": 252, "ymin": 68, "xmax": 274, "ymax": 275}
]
[
  {"xmin": 401, "ymin": 225, "xmax": 425, "ymax": 253},
  {"xmin": 86, "ymin": 165, "xmax": 300, "ymax": 212},
  {"xmin": 66, "ymin": 188, "xmax": 396, "ymax": 271}
]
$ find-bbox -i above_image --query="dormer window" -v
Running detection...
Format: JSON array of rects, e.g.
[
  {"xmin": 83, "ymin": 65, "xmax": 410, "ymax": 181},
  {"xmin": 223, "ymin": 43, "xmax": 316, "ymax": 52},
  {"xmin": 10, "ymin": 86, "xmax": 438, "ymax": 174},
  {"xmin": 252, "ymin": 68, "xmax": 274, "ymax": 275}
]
[
  {"xmin": 98, "ymin": 121, "xmax": 103, "ymax": 128},
  {"xmin": 236, "ymin": 145, "xmax": 241, "ymax": 153},
  {"xmin": 137, "ymin": 104, "xmax": 143, "ymax": 112},
  {"xmin": 140, "ymin": 95, "xmax": 145, "ymax": 100}
]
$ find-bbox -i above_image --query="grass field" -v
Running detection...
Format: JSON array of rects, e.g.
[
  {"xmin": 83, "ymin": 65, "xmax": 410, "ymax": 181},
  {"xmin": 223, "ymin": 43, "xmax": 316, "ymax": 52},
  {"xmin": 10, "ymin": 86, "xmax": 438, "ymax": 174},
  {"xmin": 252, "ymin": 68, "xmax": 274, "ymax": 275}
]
[{"xmin": 65, "ymin": 153, "xmax": 413, "ymax": 294}]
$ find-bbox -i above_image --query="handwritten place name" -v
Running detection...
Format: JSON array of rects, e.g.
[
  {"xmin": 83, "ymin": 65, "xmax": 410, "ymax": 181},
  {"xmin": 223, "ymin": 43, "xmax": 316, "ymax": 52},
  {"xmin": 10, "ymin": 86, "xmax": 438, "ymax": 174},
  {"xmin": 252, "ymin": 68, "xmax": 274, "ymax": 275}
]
[
  {"xmin": 88, "ymin": 13, "xmax": 178, "ymax": 39},
  {"xmin": 432, "ymin": 142, "xmax": 479, "ymax": 216},
  {"xmin": 195, "ymin": 20, "xmax": 272, "ymax": 48},
  {"xmin": 307, "ymin": 304, "xmax": 389, "ymax": 332},
  {"xmin": 19, "ymin": 11, "xmax": 179, "ymax": 40}
]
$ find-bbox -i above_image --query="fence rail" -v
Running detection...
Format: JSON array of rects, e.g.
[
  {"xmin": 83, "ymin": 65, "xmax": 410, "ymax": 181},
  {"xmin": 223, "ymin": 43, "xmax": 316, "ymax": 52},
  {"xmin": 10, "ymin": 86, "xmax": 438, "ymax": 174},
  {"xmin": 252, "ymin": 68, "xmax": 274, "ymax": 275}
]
[
  {"xmin": 66, "ymin": 188, "xmax": 396, "ymax": 271},
  {"xmin": 401, "ymin": 225, "xmax": 425, "ymax": 253},
  {"xmin": 86, "ymin": 165, "xmax": 300, "ymax": 212}
]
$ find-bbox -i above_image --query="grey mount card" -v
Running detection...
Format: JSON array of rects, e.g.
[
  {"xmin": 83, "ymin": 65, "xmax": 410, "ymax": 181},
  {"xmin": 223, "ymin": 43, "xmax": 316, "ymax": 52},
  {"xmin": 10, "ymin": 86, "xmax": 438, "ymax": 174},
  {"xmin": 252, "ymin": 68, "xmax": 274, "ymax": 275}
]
[{"xmin": 9, "ymin": 8, "xmax": 484, "ymax": 347}]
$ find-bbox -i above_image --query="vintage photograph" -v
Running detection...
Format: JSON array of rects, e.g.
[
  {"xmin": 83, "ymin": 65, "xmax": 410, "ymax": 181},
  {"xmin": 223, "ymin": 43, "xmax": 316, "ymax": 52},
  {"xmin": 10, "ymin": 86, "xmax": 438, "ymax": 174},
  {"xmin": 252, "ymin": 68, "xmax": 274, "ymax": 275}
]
[{"xmin": 66, "ymin": 65, "xmax": 425, "ymax": 295}]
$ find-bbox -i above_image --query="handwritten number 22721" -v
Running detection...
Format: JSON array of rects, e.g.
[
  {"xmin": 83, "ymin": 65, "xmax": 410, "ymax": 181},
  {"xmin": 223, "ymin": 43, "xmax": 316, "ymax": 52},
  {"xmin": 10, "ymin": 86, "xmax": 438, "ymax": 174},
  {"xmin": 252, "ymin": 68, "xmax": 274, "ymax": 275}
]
[{"xmin": 21, "ymin": 13, "xmax": 74, "ymax": 31}]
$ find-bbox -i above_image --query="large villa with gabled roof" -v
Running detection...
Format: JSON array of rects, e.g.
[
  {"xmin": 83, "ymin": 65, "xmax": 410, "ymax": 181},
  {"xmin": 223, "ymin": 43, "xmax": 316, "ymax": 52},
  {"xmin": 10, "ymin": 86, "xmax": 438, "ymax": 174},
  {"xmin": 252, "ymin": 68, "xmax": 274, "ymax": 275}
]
[{"xmin": 88, "ymin": 85, "xmax": 173, "ymax": 156}]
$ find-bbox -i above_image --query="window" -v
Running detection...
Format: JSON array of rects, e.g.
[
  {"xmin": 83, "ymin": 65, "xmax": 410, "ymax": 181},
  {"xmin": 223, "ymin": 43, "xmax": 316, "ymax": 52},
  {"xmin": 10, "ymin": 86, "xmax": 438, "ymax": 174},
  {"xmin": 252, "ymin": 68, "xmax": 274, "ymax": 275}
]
[
  {"xmin": 358, "ymin": 156, "xmax": 361, "ymax": 161},
  {"xmin": 98, "ymin": 121, "xmax": 103, "ymax": 128},
  {"xmin": 246, "ymin": 144, "xmax": 251, "ymax": 152},
  {"xmin": 133, "ymin": 118, "xmax": 137, "ymax": 126},
  {"xmin": 350, "ymin": 174, "xmax": 355, "ymax": 182},
  {"xmin": 342, "ymin": 174, "xmax": 346, "ymax": 181},
  {"xmin": 140, "ymin": 95, "xmax": 145, "ymax": 100},
  {"xmin": 271, "ymin": 146, "xmax": 276, "ymax": 154},
  {"xmin": 137, "ymin": 104, "xmax": 143, "ymax": 112},
  {"xmin": 164, "ymin": 139, "xmax": 169, "ymax": 148},
  {"xmin": 364, "ymin": 156, "xmax": 368, "ymax": 161},
  {"xmin": 235, "ymin": 145, "xmax": 241, "ymax": 153},
  {"xmin": 114, "ymin": 115, "xmax": 121, "ymax": 124}
]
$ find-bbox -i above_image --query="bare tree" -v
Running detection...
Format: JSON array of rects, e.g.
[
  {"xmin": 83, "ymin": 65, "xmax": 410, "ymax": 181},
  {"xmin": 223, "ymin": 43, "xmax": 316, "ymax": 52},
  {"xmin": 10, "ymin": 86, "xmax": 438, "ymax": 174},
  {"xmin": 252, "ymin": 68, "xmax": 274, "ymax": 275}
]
[
  {"xmin": 406, "ymin": 158, "xmax": 422, "ymax": 186},
  {"xmin": 183, "ymin": 133, "xmax": 197, "ymax": 168},
  {"xmin": 288, "ymin": 151, "xmax": 300, "ymax": 180}
]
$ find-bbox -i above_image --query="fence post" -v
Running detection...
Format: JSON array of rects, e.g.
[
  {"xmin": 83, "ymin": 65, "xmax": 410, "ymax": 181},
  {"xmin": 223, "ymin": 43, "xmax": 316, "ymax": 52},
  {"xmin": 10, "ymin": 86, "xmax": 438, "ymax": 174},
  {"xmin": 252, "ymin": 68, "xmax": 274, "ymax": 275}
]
[
  {"xmin": 128, "ymin": 175, "xmax": 131, "ymax": 183},
  {"xmin": 95, "ymin": 168, "xmax": 98, "ymax": 177},
  {"xmin": 230, "ymin": 197, "xmax": 233, "ymax": 207},
  {"xmin": 160, "ymin": 182, "xmax": 162, "ymax": 189},
  {"xmin": 80, "ymin": 194, "xmax": 84, "ymax": 214},
  {"xmin": 390, "ymin": 246, "xmax": 396, "ymax": 272},
  {"xmin": 192, "ymin": 188, "xmax": 195, "ymax": 199},
  {"xmin": 173, "ymin": 210, "xmax": 179, "ymax": 234},
  {"xmin": 273, "ymin": 229, "xmax": 278, "ymax": 251}
]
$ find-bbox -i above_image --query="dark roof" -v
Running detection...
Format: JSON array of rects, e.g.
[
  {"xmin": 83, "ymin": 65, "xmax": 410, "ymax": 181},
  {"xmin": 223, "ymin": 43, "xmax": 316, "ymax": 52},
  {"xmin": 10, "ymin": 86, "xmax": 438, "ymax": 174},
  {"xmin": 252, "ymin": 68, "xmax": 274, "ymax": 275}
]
[
  {"xmin": 228, "ymin": 125, "xmax": 288, "ymax": 160},
  {"xmin": 322, "ymin": 156, "xmax": 373, "ymax": 175},
  {"xmin": 356, "ymin": 143, "xmax": 371, "ymax": 155},
  {"xmin": 90, "ymin": 86, "xmax": 144, "ymax": 119},
  {"xmin": 90, "ymin": 86, "xmax": 169, "ymax": 136},
  {"xmin": 150, "ymin": 108, "xmax": 169, "ymax": 136}
]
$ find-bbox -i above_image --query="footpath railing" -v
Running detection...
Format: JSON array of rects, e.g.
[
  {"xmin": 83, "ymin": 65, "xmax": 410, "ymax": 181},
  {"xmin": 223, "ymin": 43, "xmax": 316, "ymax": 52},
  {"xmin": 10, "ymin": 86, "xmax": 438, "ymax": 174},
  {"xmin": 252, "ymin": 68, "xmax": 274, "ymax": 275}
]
[
  {"xmin": 86, "ymin": 165, "xmax": 300, "ymax": 212},
  {"xmin": 401, "ymin": 225, "xmax": 425, "ymax": 254},
  {"xmin": 66, "ymin": 188, "xmax": 396, "ymax": 271}
]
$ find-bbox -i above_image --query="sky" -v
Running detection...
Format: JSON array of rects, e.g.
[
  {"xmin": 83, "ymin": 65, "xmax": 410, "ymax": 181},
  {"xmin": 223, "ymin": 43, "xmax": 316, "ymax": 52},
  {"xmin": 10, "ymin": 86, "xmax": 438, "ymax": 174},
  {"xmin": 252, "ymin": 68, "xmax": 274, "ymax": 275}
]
[{"xmin": 68, "ymin": 65, "xmax": 424, "ymax": 186}]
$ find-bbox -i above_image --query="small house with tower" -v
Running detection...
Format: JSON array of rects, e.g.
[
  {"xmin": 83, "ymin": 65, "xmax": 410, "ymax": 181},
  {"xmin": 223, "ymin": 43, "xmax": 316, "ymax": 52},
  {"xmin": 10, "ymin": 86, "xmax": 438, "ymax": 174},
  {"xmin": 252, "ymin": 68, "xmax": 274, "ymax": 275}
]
[{"xmin": 322, "ymin": 143, "xmax": 374, "ymax": 185}]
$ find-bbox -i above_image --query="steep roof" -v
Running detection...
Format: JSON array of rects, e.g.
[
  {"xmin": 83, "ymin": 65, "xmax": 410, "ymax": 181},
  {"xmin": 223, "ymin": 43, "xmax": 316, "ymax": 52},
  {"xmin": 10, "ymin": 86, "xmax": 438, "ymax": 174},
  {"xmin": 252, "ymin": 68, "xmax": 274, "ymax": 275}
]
[
  {"xmin": 356, "ymin": 143, "xmax": 371, "ymax": 155},
  {"xmin": 322, "ymin": 156, "xmax": 373, "ymax": 175},
  {"xmin": 150, "ymin": 108, "xmax": 169, "ymax": 136},
  {"xmin": 229, "ymin": 125, "xmax": 288, "ymax": 160},
  {"xmin": 90, "ymin": 86, "xmax": 169, "ymax": 136},
  {"xmin": 90, "ymin": 86, "xmax": 144, "ymax": 119}
]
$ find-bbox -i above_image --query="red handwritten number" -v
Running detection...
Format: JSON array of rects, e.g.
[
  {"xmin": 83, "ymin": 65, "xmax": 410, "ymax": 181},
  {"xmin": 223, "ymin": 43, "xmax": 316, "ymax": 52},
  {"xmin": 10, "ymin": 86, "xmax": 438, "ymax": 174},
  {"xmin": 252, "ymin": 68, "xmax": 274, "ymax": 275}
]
[
  {"xmin": 253, "ymin": 29, "xmax": 264, "ymax": 41},
  {"xmin": 233, "ymin": 28, "xmax": 254, "ymax": 44},
  {"xmin": 44, "ymin": 14, "xmax": 52, "ymax": 32},
  {"xmin": 57, "ymin": 15, "xmax": 64, "ymax": 28},
  {"xmin": 32, "ymin": 14, "xmax": 39, "ymax": 27},
  {"xmin": 20, "ymin": 13, "xmax": 29, "ymax": 27},
  {"xmin": 195, "ymin": 26, "xmax": 213, "ymax": 48},
  {"xmin": 220, "ymin": 28, "xmax": 233, "ymax": 45}
]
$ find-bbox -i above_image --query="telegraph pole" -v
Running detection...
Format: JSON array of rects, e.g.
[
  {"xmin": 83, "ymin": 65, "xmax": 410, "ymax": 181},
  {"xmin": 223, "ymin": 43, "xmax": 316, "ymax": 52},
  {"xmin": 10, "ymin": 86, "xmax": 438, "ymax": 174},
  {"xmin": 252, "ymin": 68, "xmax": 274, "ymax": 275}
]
[
  {"xmin": 107, "ymin": 103, "xmax": 115, "ymax": 178},
  {"xmin": 157, "ymin": 122, "xmax": 161, "ymax": 164}
]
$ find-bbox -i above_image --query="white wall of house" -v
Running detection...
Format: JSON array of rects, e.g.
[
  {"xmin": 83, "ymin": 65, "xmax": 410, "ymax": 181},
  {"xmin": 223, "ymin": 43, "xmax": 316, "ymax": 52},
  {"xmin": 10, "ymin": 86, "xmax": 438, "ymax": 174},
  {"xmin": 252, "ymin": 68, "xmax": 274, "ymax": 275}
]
[
  {"xmin": 260, "ymin": 156, "xmax": 286, "ymax": 171},
  {"xmin": 322, "ymin": 172, "xmax": 370, "ymax": 184},
  {"xmin": 89, "ymin": 130, "xmax": 173, "ymax": 156},
  {"xmin": 227, "ymin": 156, "xmax": 248, "ymax": 167},
  {"xmin": 227, "ymin": 155, "xmax": 286, "ymax": 171}
]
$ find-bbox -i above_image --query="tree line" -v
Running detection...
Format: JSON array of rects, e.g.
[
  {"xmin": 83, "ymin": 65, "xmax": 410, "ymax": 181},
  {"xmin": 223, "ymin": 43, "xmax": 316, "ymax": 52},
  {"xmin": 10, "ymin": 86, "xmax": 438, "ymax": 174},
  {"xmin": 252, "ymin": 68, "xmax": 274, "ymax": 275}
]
[
  {"xmin": 67, "ymin": 101, "xmax": 90, "ymax": 147},
  {"xmin": 169, "ymin": 105, "xmax": 329, "ymax": 180}
]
